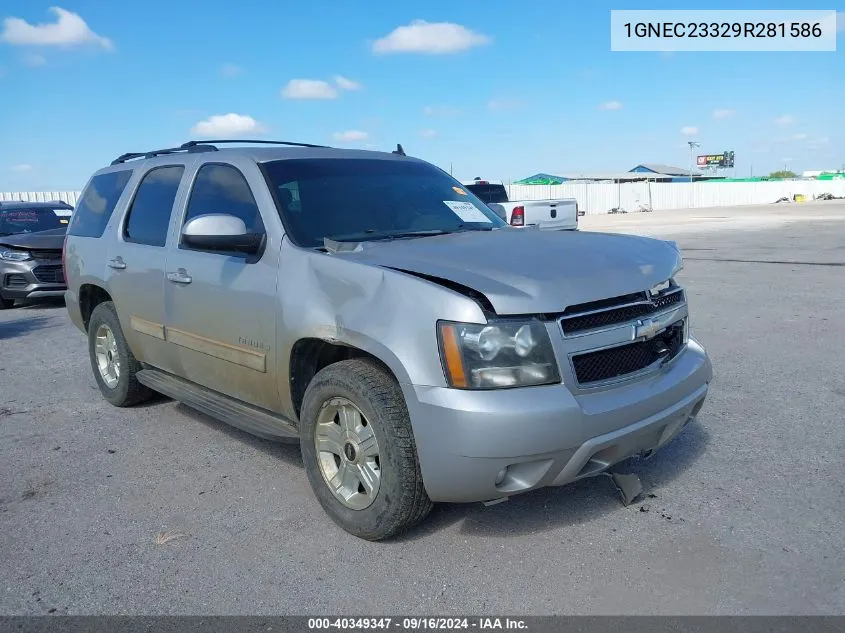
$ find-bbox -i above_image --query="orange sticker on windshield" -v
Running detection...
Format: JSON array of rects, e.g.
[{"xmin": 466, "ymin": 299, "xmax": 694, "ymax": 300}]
[{"xmin": 452, "ymin": 186, "xmax": 468, "ymax": 195}]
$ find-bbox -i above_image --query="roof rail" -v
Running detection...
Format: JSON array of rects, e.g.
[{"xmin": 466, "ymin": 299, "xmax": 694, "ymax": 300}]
[
  {"xmin": 110, "ymin": 143, "xmax": 218, "ymax": 166},
  {"xmin": 181, "ymin": 139, "xmax": 331, "ymax": 150},
  {"xmin": 111, "ymin": 139, "xmax": 332, "ymax": 165}
]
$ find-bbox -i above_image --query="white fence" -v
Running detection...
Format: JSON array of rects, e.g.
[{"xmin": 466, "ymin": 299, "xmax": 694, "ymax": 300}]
[
  {"xmin": 1, "ymin": 191, "xmax": 82, "ymax": 206},
  {"xmin": 506, "ymin": 180, "xmax": 845, "ymax": 215},
  {"xmin": 3, "ymin": 180, "xmax": 845, "ymax": 216}
]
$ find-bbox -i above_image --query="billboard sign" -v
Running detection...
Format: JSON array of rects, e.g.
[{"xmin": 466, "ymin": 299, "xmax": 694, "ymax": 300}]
[{"xmin": 697, "ymin": 151, "xmax": 735, "ymax": 168}]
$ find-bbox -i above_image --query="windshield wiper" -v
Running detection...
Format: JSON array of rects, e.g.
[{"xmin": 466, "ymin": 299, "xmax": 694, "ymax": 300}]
[{"xmin": 325, "ymin": 229, "xmax": 452, "ymax": 243}]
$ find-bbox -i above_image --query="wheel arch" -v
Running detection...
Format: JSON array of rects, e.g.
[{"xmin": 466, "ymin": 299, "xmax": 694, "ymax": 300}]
[{"xmin": 288, "ymin": 337, "xmax": 410, "ymax": 421}]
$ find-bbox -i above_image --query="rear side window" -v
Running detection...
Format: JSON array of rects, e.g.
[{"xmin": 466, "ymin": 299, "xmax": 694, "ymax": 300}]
[
  {"xmin": 123, "ymin": 166, "xmax": 185, "ymax": 247},
  {"xmin": 183, "ymin": 164, "xmax": 265, "ymax": 241},
  {"xmin": 67, "ymin": 170, "xmax": 132, "ymax": 238}
]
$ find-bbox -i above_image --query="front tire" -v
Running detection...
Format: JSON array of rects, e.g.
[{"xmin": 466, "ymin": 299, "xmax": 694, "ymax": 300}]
[
  {"xmin": 299, "ymin": 359, "xmax": 433, "ymax": 541},
  {"xmin": 0, "ymin": 296, "xmax": 14, "ymax": 310},
  {"xmin": 87, "ymin": 301, "xmax": 154, "ymax": 407}
]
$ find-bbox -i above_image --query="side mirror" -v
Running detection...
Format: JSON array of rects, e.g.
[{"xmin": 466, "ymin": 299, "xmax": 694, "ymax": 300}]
[{"xmin": 181, "ymin": 214, "xmax": 263, "ymax": 254}]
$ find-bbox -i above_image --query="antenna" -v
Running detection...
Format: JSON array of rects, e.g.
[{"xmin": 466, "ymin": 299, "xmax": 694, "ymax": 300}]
[{"xmin": 392, "ymin": 144, "xmax": 406, "ymax": 156}]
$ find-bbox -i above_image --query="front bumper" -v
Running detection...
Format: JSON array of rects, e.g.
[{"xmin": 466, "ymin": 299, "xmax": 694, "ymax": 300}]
[
  {"xmin": 406, "ymin": 338, "xmax": 712, "ymax": 503},
  {"xmin": 0, "ymin": 260, "xmax": 66, "ymax": 301}
]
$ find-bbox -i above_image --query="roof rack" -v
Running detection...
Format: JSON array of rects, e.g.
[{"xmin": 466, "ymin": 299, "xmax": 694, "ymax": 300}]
[
  {"xmin": 110, "ymin": 144, "xmax": 218, "ymax": 165},
  {"xmin": 181, "ymin": 139, "xmax": 331, "ymax": 150},
  {"xmin": 110, "ymin": 138, "xmax": 332, "ymax": 166}
]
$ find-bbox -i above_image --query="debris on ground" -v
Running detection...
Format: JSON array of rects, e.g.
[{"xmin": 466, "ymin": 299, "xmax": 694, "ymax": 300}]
[
  {"xmin": 639, "ymin": 504, "xmax": 650, "ymax": 513},
  {"xmin": 607, "ymin": 471, "xmax": 643, "ymax": 506},
  {"xmin": 154, "ymin": 531, "xmax": 186, "ymax": 546}
]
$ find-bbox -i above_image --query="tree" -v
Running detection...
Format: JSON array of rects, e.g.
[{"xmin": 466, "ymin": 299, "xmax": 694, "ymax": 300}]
[{"xmin": 768, "ymin": 170, "xmax": 797, "ymax": 179}]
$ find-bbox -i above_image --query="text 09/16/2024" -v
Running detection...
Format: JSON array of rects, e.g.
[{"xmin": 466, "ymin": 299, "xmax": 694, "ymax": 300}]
[{"xmin": 610, "ymin": 10, "xmax": 838, "ymax": 52}]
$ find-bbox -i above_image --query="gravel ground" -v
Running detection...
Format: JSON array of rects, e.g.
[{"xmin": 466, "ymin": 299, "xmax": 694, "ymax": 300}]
[{"xmin": 1, "ymin": 203, "xmax": 843, "ymax": 615}]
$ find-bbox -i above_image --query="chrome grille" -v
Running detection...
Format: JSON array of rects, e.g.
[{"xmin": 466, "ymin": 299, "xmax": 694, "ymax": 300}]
[
  {"xmin": 561, "ymin": 286, "xmax": 684, "ymax": 336},
  {"xmin": 572, "ymin": 321, "xmax": 685, "ymax": 385}
]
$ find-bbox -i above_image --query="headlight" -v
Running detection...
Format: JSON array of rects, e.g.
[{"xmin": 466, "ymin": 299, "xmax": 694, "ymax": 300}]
[
  {"xmin": 0, "ymin": 248, "xmax": 32, "ymax": 262},
  {"xmin": 437, "ymin": 319, "xmax": 561, "ymax": 389}
]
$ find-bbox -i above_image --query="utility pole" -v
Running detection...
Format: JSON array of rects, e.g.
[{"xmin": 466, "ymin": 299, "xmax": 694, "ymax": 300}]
[{"xmin": 687, "ymin": 141, "xmax": 700, "ymax": 183}]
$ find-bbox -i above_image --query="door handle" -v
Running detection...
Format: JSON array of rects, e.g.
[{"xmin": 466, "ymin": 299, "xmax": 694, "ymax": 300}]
[
  {"xmin": 166, "ymin": 269, "xmax": 192, "ymax": 284},
  {"xmin": 107, "ymin": 257, "xmax": 126, "ymax": 270}
]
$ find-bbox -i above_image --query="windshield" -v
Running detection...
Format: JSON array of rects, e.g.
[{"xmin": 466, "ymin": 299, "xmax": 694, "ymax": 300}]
[
  {"xmin": 262, "ymin": 158, "xmax": 507, "ymax": 248},
  {"xmin": 464, "ymin": 183, "xmax": 509, "ymax": 204},
  {"xmin": 0, "ymin": 206, "xmax": 72, "ymax": 236}
]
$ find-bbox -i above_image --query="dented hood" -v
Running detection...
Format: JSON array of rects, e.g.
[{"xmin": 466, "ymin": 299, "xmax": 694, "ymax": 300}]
[{"xmin": 340, "ymin": 229, "xmax": 683, "ymax": 314}]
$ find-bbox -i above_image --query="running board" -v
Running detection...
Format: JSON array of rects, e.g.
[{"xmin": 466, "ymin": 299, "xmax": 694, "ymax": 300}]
[{"xmin": 136, "ymin": 369, "xmax": 300, "ymax": 443}]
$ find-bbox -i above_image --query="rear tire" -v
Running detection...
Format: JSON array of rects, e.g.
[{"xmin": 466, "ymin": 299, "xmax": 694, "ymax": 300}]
[
  {"xmin": 87, "ymin": 301, "xmax": 154, "ymax": 407},
  {"xmin": 299, "ymin": 358, "xmax": 433, "ymax": 541}
]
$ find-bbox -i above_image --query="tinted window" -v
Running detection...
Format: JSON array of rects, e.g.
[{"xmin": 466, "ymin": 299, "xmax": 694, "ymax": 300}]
[
  {"xmin": 0, "ymin": 206, "xmax": 73, "ymax": 236},
  {"xmin": 183, "ymin": 164, "xmax": 265, "ymax": 242},
  {"xmin": 262, "ymin": 159, "xmax": 506, "ymax": 248},
  {"xmin": 67, "ymin": 170, "xmax": 132, "ymax": 238},
  {"xmin": 123, "ymin": 166, "xmax": 184, "ymax": 247},
  {"xmin": 464, "ymin": 183, "xmax": 509, "ymax": 204}
]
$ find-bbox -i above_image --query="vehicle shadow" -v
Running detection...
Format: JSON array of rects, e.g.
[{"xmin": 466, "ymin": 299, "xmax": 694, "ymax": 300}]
[
  {"xmin": 0, "ymin": 315, "xmax": 60, "ymax": 340},
  {"xmin": 149, "ymin": 396, "xmax": 709, "ymax": 539},
  {"xmin": 18, "ymin": 297, "xmax": 66, "ymax": 310},
  {"xmin": 396, "ymin": 419, "xmax": 711, "ymax": 541},
  {"xmin": 172, "ymin": 402, "xmax": 303, "ymax": 467}
]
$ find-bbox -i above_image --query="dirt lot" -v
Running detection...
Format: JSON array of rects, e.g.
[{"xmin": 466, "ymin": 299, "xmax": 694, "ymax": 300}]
[{"xmin": 1, "ymin": 202, "xmax": 844, "ymax": 615}]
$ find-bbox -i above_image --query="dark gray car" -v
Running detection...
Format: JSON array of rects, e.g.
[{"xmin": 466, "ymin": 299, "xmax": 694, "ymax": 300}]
[
  {"xmin": 0, "ymin": 201, "xmax": 73, "ymax": 309},
  {"xmin": 64, "ymin": 140, "xmax": 712, "ymax": 540}
]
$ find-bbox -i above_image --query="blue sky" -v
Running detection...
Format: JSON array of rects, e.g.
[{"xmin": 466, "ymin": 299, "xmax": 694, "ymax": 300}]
[{"xmin": 1, "ymin": 1, "xmax": 843, "ymax": 191}]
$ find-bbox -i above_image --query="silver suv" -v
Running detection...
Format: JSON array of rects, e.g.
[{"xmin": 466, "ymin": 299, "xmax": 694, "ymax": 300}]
[{"xmin": 63, "ymin": 140, "xmax": 713, "ymax": 540}]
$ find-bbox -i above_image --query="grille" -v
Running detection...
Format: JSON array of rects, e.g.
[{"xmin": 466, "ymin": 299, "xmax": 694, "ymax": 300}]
[
  {"xmin": 31, "ymin": 249, "xmax": 62, "ymax": 261},
  {"xmin": 4, "ymin": 274, "xmax": 28, "ymax": 288},
  {"xmin": 32, "ymin": 265, "xmax": 64, "ymax": 284},
  {"xmin": 572, "ymin": 321, "xmax": 685, "ymax": 385},
  {"xmin": 561, "ymin": 288, "xmax": 684, "ymax": 335}
]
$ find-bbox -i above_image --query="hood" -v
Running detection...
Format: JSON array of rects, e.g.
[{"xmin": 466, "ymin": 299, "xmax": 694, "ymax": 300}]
[
  {"xmin": 0, "ymin": 227, "xmax": 67, "ymax": 250},
  {"xmin": 339, "ymin": 228, "xmax": 683, "ymax": 314}
]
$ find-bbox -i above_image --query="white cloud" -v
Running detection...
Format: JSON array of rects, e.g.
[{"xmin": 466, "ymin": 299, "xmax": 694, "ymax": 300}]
[
  {"xmin": 419, "ymin": 129, "xmax": 437, "ymax": 139},
  {"xmin": 1, "ymin": 7, "xmax": 113, "ymax": 49},
  {"xmin": 599, "ymin": 100, "xmax": 622, "ymax": 111},
  {"xmin": 23, "ymin": 52, "xmax": 46, "ymax": 67},
  {"xmin": 372, "ymin": 20, "xmax": 490, "ymax": 54},
  {"xmin": 488, "ymin": 98, "xmax": 524, "ymax": 111},
  {"xmin": 334, "ymin": 75, "xmax": 362, "ymax": 91},
  {"xmin": 10, "ymin": 164, "xmax": 33, "ymax": 172},
  {"xmin": 681, "ymin": 126, "xmax": 699, "ymax": 136},
  {"xmin": 221, "ymin": 63, "xmax": 242, "ymax": 78},
  {"xmin": 792, "ymin": 133, "xmax": 808, "ymax": 141},
  {"xmin": 712, "ymin": 108, "xmax": 735, "ymax": 119},
  {"xmin": 281, "ymin": 79, "xmax": 338, "ymax": 100},
  {"xmin": 814, "ymin": 136, "xmax": 830, "ymax": 144},
  {"xmin": 423, "ymin": 105, "xmax": 459, "ymax": 117},
  {"xmin": 190, "ymin": 113, "xmax": 267, "ymax": 137},
  {"xmin": 775, "ymin": 114, "xmax": 794, "ymax": 125},
  {"xmin": 332, "ymin": 130, "xmax": 369, "ymax": 142}
]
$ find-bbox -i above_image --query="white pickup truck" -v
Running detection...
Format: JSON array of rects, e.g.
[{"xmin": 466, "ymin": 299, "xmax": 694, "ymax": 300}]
[{"xmin": 462, "ymin": 179, "xmax": 580, "ymax": 230}]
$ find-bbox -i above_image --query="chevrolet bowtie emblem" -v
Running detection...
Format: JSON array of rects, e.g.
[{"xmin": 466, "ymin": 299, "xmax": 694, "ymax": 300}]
[{"xmin": 634, "ymin": 318, "xmax": 662, "ymax": 340}]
